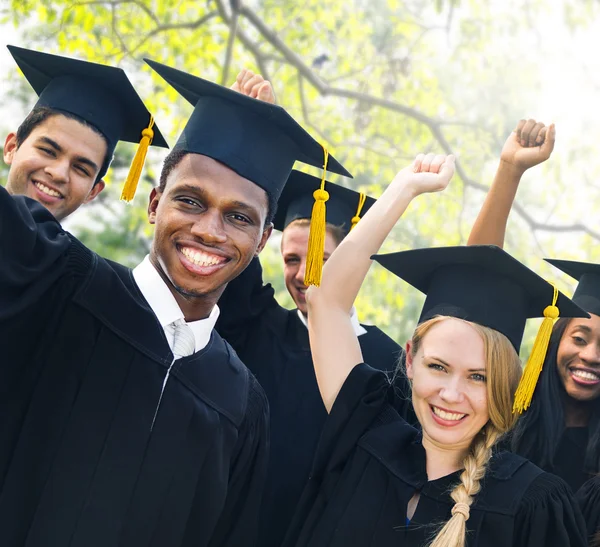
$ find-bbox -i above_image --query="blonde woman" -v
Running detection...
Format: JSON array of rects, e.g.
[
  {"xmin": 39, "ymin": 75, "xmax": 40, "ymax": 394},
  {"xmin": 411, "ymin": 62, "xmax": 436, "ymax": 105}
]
[{"xmin": 283, "ymin": 154, "xmax": 588, "ymax": 546}]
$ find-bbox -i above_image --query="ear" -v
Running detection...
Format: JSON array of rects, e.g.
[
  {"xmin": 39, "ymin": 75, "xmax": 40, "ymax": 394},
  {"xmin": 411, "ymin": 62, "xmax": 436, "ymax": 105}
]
[
  {"xmin": 84, "ymin": 180, "xmax": 106, "ymax": 203},
  {"xmin": 405, "ymin": 340, "xmax": 414, "ymax": 380},
  {"xmin": 148, "ymin": 187, "xmax": 161, "ymax": 225},
  {"xmin": 255, "ymin": 222, "xmax": 274, "ymax": 256},
  {"xmin": 3, "ymin": 133, "xmax": 18, "ymax": 165}
]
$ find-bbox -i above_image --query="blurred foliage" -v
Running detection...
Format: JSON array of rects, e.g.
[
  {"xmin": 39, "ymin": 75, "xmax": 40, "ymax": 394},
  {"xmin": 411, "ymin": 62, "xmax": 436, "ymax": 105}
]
[{"xmin": 3, "ymin": 0, "xmax": 600, "ymax": 352}]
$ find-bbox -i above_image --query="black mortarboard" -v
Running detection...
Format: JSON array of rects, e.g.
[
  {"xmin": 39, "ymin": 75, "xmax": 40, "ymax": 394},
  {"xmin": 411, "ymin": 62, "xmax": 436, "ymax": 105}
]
[
  {"xmin": 545, "ymin": 259, "xmax": 600, "ymax": 317},
  {"xmin": 8, "ymin": 45, "xmax": 168, "ymax": 191},
  {"xmin": 144, "ymin": 58, "xmax": 352, "ymax": 201},
  {"xmin": 372, "ymin": 245, "xmax": 589, "ymax": 413},
  {"xmin": 272, "ymin": 170, "xmax": 375, "ymax": 233},
  {"xmin": 372, "ymin": 245, "xmax": 587, "ymax": 351}
]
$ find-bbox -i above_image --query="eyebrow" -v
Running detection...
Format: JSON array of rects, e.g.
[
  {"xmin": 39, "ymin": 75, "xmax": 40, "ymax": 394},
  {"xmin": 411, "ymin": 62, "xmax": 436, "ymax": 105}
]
[
  {"xmin": 37, "ymin": 136, "xmax": 100, "ymax": 173},
  {"xmin": 426, "ymin": 355, "xmax": 486, "ymax": 373},
  {"xmin": 571, "ymin": 325, "xmax": 592, "ymax": 334}
]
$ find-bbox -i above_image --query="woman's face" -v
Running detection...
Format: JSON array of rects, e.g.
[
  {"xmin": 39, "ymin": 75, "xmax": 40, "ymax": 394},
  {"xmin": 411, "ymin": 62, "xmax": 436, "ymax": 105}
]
[
  {"xmin": 406, "ymin": 318, "xmax": 490, "ymax": 452},
  {"xmin": 556, "ymin": 314, "xmax": 600, "ymax": 403}
]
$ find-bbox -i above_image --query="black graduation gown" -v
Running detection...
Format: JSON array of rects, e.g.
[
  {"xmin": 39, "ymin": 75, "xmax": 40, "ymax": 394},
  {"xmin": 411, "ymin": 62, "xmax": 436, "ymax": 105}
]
[
  {"xmin": 283, "ymin": 364, "xmax": 588, "ymax": 547},
  {"xmin": 0, "ymin": 186, "xmax": 269, "ymax": 547},
  {"xmin": 553, "ymin": 428, "xmax": 591, "ymax": 493},
  {"xmin": 576, "ymin": 475, "xmax": 600, "ymax": 544},
  {"xmin": 507, "ymin": 426, "xmax": 592, "ymax": 493},
  {"xmin": 216, "ymin": 257, "xmax": 411, "ymax": 547}
]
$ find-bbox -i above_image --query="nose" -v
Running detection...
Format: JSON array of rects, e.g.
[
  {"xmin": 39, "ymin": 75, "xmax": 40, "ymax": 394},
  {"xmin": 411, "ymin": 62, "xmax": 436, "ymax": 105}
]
[
  {"xmin": 44, "ymin": 158, "xmax": 70, "ymax": 184},
  {"xmin": 438, "ymin": 376, "xmax": 466, "ymax": 405},
  {"xmin": 295, "ymin": 258, "xmax": 307, "ymax": 285},
  {"xmin": 580, "ymin": 342, "xmax": 600, "ymax": 365},
  {"xmin": 190, "ymin": 210, "xmax": 228, "ymax": 245}
]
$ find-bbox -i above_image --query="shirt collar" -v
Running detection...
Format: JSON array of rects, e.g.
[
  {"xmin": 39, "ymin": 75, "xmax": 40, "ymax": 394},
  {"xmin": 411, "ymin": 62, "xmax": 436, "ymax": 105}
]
[
  {"xmin": 133, "ymin": 255, "xmax": 220, "ymax": 351},
  {"xmin": 297, "ymin": 307, "xmax": 367, "ymax": 337}
]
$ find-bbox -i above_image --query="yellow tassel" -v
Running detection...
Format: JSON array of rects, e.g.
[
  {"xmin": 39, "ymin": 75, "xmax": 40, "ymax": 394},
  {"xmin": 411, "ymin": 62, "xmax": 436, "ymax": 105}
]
[
  {"xmin": 513, "ymin": 285, "xmax": 559, "ymax": 414},
  {"xmin": 120, "ymin": 116, "xmax": 155, "ymax": 203},
  {"xmin": 350, "ymin": 191, "xmax": 367, "ymax": 231},
  {"xmin": 303, "ymin": 147, "xmax": 330, "ymax": 287}
]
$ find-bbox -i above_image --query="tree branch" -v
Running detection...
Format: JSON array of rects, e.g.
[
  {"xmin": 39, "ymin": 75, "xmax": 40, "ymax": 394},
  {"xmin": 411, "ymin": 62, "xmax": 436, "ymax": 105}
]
[
  {"xmin": 220, "ymin": 0, "xmax": 240, "ymax": 85},
  {"xmin": 214, "ymin": 0, "xmax": 270, "ymax": 81},
  {"xmin": 65, "ymin": 0, "xmax": 600, "ymax": 243}
]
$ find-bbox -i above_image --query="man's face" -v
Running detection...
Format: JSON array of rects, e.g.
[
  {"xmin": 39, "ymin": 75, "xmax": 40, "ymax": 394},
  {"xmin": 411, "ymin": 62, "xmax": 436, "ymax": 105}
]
[
  {"xmin": 149, "ymin": 153, "xmax": 272, "ymax": 303},
  {"xmin": 281, "ymin": 222, "xmax": 339, "ymax": 315},
  {"xmin": 4, "ymin": 114, "xmax": 107, "ymax": 221}
]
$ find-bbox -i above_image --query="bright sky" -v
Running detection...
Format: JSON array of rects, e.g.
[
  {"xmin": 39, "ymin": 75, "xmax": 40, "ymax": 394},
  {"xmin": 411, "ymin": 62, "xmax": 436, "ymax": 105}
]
[{"xmin": 2, "ymin": 2, "xmax": 600, "ymax": 247}]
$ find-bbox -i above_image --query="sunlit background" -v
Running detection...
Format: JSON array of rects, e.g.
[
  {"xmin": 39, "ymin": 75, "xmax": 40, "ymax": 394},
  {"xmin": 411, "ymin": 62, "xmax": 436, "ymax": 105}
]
[{"xmin": 2, "ymin": 0, "xmax": 599, "ymax": 348}]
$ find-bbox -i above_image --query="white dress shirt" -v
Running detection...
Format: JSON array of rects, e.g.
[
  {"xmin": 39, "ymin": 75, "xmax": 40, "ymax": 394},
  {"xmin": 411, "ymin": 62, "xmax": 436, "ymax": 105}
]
[
  {"xmin": 132, "ymin": 255, "xmax": 220, "ymax": 354},
  {"xmin": 296, "ymin": 307, "xmax": 367, "ymax": 337}
]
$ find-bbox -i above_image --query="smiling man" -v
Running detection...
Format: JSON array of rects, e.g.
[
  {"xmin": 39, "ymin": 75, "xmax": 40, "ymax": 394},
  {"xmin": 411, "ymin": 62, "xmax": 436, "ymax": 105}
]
[
  {"xmin": 3, "ymin": 46, "xmax": 167, "ymax": 221},
  {"xmin": 0, "ymin": 60, "xmax": 350, "ymax": 547},
  {"xmin": 216, "ymin": 169, "xmax": 412, "ymax": 547}
]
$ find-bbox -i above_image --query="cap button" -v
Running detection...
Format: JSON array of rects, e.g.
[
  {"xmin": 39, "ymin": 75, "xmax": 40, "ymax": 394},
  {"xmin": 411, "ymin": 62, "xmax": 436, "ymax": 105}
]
[
  {"xmin": 313, "ymin": 188, "xmax": 329, "ymax": 202},
  {"xmin": 543, "ymin": 305, "xmax": 559, "ymax": 319}
]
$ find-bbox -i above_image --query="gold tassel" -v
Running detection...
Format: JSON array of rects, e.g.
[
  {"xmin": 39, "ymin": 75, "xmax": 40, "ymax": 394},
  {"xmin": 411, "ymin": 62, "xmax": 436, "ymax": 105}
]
[
  {"xmin": 120, "ymin": 116, "xmax": 155, "ymax": 203},
  {"xmin": 350, "ymin": 191, "xmax": 367, "ymax": 231},
  {"xmin": 303, "ymin": 147, "xmax": 330, "ymax": 287},
  {"xmin": 513, "ymin": 284, "xmax": 559, "ymax": 414}
]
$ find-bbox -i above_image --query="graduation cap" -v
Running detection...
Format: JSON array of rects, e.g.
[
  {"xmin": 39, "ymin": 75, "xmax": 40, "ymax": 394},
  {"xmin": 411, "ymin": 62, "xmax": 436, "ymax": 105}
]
[
  {"xmin": 273, "ymin": 170, "xmax": 374, "ymax": 286},
  {"xmin": 273, "ymin": 170, "xmax": 375, "ymax": 233},
  {"xmin": 8, "ymin": 45, "xmax": 168, "ymax": 200},
  {"xmin": 144, "ymin": 58, "xmax": 351, "ymax": 201},
  {"xmin": 545, "ymin": 259, "xmax": 600, "ymax": 317},
  {"xmin": 372, "ymin": 245, "xmax": 589, "ymax": 413}
]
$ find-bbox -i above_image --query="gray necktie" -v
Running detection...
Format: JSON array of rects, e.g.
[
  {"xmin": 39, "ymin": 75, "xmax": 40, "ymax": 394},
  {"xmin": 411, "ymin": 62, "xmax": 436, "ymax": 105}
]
[
  {"xmin": 171, "ymin": 318, "xmax": 196, "ymax": 359},
  {"xmin": 151, "ymin": 319, "xmax": 195, "ymax": 430}
]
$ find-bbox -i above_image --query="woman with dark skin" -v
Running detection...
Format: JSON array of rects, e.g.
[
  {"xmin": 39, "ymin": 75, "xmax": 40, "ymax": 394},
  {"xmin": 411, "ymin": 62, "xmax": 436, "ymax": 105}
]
[{"xmin": 468, "ymin": 119, "xmax": 600, "ymax": 494}]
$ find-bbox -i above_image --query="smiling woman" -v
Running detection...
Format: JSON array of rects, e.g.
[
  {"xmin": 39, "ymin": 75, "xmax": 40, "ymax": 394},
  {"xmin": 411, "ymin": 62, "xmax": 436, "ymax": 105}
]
[
  {"xmin": 510, "ymin": 260, "xmax": 600, "ymax": 494},
  {"xmin": 465, "ymin": 121, "xmax": 600, "ymax": 497},
  {"xmin": 283, "ymin": 154, "xmax": 588, "ymax": 547}
]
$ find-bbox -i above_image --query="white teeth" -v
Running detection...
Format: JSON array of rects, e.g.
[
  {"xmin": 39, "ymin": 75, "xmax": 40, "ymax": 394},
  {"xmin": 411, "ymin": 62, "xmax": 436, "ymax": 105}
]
[
  {"xmin": 35, "ymin": 182, "xmax": 61, "ymax": 198},
  {"xmin": 432, "ymin": 406, "xmax": 466, "ymax": 421},
  {"xmin": 181, "ymin": 247, "xmax": 225, "ymax": 267},
  {"xmin": 572, "ymin": 369, "xmax": 600, "ymax": 381}
]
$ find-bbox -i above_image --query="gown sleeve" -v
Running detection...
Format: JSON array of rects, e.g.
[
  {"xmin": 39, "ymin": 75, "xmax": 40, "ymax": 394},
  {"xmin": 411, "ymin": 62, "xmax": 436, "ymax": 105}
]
[
  {"xmin": 513, "ymin": 472, "xmax": 588, "ymax": 547},
  {"xmin": 283, "ymin": 364, "xmax": 393, "ymax": 545},
  {"xmin": 215, "ymin": 256, "xmax": 278, "ymax": 350},
  {"xmin": 313, "ymin": 363, "xmax": 394, "ymax": 475},
  {"xmin": 575, "ymin": 475, "xmax": 600, "ymax": 544},
  {"xmin": 208, "ymin": 375, "xmax": 270, "ymax": 547},
  {"xmin": 0, "ymin": 185, "xmax": 70, "ymax": 319}
]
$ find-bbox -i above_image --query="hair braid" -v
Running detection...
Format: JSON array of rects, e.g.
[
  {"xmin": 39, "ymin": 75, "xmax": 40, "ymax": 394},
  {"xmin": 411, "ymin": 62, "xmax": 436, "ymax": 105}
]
[
  {"xmin": 428, "ymin": 425, "xmax": 500, "ymax": 547},
  {"xmin": 410, "ymin": 316, "xmax": 522, "ymax": 547}
]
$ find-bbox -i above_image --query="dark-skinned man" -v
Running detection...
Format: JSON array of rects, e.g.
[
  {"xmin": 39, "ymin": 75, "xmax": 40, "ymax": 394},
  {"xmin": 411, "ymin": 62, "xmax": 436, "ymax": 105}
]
[
  {"xmin": 0, "ymin": 58, "xmax": 350, "ymax": 547},
  {"xmin": 217, "ymin": 69, "xmax": 411, "ymax": 547}
]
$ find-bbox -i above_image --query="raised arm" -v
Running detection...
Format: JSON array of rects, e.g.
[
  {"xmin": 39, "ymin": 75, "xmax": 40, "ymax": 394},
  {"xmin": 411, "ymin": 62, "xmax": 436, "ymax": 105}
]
[
  {"xmin": 467, "ymin": 119, "xmax": 555, "ymax": 247},
  {"xmin": 306, "ymin": 154, "xmax": 455, "ymax": 411},
  {"xmin": 0, "ymin": 185, "xmax": 70, "ymax": 319}
]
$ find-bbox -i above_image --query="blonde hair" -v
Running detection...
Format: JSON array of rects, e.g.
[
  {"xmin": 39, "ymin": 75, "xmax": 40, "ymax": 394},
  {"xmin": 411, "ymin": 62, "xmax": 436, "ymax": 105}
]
[
  {"xmin": 284, "ymin": 218, "xmax": 346, "ymax": 246},
  {"xmin": 409, "ymin": 316, "xmax": 522, "ymax": 547}
]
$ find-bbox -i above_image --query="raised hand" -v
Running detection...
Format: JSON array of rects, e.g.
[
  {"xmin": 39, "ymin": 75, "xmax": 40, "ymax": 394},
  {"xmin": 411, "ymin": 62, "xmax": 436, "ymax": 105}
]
[
  {"xmin": 230, "ymin": 69, "xmax": 275, "ymax": 104},
  {"xmin": 393, "ymin": 153, "xmax": 456, "ymax": 197},
  {"xmin": 501, "ymin": 119, "xmax": 555, "ymax": 172}
]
